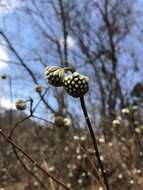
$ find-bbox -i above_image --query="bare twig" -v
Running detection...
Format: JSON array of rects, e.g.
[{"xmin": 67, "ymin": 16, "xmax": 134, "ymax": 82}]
[
  {"xmin": 8, "ymin": 89, "xmax": 52, "ymax": 190},
  {"xmin": 0, "ymin": 31, "xmax": 55, "ymax": 113}
]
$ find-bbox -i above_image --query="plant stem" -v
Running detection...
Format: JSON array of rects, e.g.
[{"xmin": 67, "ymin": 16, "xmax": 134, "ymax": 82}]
[{"xmin": 80, "ymin": 97, "xmax": 110, "ymax": 190}]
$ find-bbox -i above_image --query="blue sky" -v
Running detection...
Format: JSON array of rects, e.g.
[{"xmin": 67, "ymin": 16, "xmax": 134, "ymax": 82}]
[
  {"xmin": 0, "ymin": 0, "xmax": 143, "ymax": 124},
  {"xmin": 0, "ymin": 1, "xmax": 77, "ymax": 114}
]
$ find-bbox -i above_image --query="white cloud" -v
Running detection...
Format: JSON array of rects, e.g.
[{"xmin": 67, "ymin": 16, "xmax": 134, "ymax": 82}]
[
  {"xmin": 0, "ymin": 0, "xmax": 24, "ymax": 14},
  {"xmin": 60, "ymin": 36, "xmax": 76, "ymax": 49},
  {"xmin": 0, "ymin": 98, "xmax": 15, "ymax": 110}
]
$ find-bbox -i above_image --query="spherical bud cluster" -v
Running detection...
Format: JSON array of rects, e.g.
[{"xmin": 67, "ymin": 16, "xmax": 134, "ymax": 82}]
[
  {"xmin": 44, "ymin": 65, "xmax": 89, "ymax": 98},
  {"xmin": 35, "ymin": 85, "xmax": 43, "ymax": 93},
  {"xmin": 16, "ymin": 99, "xmax": 27, "ymax": 110},
  {"xmin": 64, "ymin": 72, "xmax": 89, "ymax": 98},
  {"xmin": 44, "ymin": 66, "xmax": 65, "ymax": 87}
]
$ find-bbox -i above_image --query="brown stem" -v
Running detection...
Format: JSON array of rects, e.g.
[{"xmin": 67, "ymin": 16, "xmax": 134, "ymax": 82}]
[{"xmin": 80, "ymin": 97, "xmax": 110, "ymax": 190}]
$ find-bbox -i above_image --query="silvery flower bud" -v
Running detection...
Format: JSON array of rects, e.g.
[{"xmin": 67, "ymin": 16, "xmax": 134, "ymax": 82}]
[
  {"xmin": 44, "ymin": 66, "xmax": 65, "ymax": 87},
  {"xmin": 64, "ymin": 72, "xmax": 89, "ymax": 98},
  {"xmin": 16, "ymin": 99, "xmax": 27, "ymax": 110},
  {"xmin": 34, "ymin": 85, "xmax": 43, "ymax": 93}
]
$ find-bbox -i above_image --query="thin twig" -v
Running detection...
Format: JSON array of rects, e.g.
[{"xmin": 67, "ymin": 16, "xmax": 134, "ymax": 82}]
[
  {"xmin": 32, "ymin": 115, "xmax": 54, "ymax": 124},
  {"xmin": 0, "ymin": 31, "xmax": 55, "ymax": 113},
  {"xmin": 8, "ymin": 89, "xmax": 53, "ymax": 190},
  {"xmin": 9, "ymin": 116, "xmax": 31, "ymax": 138},
  {"xmin": 9, "ymin": 89, "xmax": 49, "ymax": 138}
]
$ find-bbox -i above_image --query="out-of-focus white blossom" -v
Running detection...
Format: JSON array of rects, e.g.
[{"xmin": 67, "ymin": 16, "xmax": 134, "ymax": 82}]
[
  {"xmin": 80, "ymin": 136, "xmax": 86, "ymax": 141},
  {"xmin": 134, "ymin": 121, "xmax": 139, "ymax": 126},
  {"xmin": 77, "ymin": 155, "xmax": 82, "ymax": 160},
  {"xmin": 100, "ymin": 156, "xmax": 104, "ymax": 161},
  {"xmin": 76, "ymin": 147, "xmax": 80, "ymax": 154},
  {"xmin": 135, "ymin": 128, "xmax": 141, "ymax": 133},
  {"xmin": 140, "ymin": 152, "xmax": 143, "ymax": 156},
  {"xmin": 118, "ymin": 173, "xmax": 123, "ymax": 179},
  {"xmin": 87, "ymin": 171, "xmax": 91, "ymax": 176},
  {"xmin": 88, "ymin": 149, "xmax": 95, "ymax": 154},
  {"xmin": 64, "ymin": 147, "xmax": 69, "ymax": 152},
  {"xmin": 112, "ymin": 116, "xmax": 122, "ymax": 127},
  {"xmin": 132, "ymin": 168, "xmax": 141, "ymax": 175},
  {"xmin": 72, "ymin": 165, "xmax": 77, "ymax": 170},
  {"xmin": 68, "ymin": 172, "xmax": 73, "ymax": 177},
  {"xmin": 108, "ymin": 142, "xmax": 113, "ymax": 147},
  {"xmin": 83, "ymin": 154, "xmax": 87, "ymax": 158},
  {"xmin": 73, "ymin": 135, "xmax": 79, "ymax": 141},
  {"xmin": 34, "ymin": 181, "xmax": 38, "ymax": 186},
  {"xmin": 81, "ymin": 172, "xmax": 86, "ymax": 177},
  {"xmin": 99, "ymin": 186, "xmax": 104, "ymax": 190},
  {"xmin": 121, "ymin": 137, "xmax": 125, "ymax": 142},
  {"xmin": 99, "ymin": 135, "xmax": 105, "ymax": 143},
  {"xmin": 129, "ymin": 180, "xmax": 134, "ymax": 184},
  {"xmin": 64, "ymin": 118, "xmax": 71, "ymax": 127},
  {"xmin": 137, "ymin": 169, "xmax": 141, "ymax": 174},
  {"xmin": 48, "ymin": 166, "xmax": 55, "ymax": 172},
  {"xmin": 67, "ymin": 183, "xmax": 72, "ymax": 188},
  {"xmin": 121, "ymin": 108, "xmax": 130, "ymax": 115},
  {"xmin": 78, "ymin": 178, "xmax": 83, "ymax": 184},
  {"xmin": 132, "ymin": 105, "xmax": 138, "ymax": 111}
]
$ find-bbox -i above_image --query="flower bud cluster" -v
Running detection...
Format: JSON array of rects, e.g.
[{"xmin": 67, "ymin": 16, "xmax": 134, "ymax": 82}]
[{"xmin": 44, "ymin": 66, "xmax": 89, "ymax": 98}]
